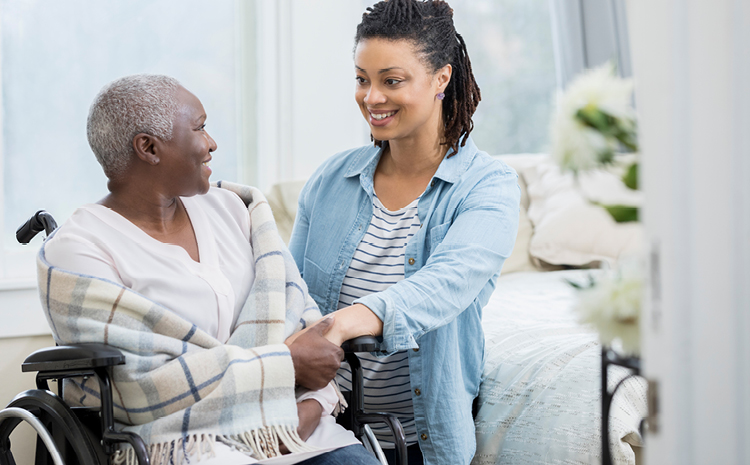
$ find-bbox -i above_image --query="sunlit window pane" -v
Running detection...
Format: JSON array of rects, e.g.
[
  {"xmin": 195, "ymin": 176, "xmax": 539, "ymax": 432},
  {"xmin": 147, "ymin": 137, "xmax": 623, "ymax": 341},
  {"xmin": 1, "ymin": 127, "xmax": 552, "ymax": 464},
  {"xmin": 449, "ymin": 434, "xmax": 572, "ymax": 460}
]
[
  {"xmin": 1, "ymin": 0, "xmax": 240, "ymax": 261},
  {"xmin": 450, "ymin": 0, "xmax": 557, "ymax": 155}
]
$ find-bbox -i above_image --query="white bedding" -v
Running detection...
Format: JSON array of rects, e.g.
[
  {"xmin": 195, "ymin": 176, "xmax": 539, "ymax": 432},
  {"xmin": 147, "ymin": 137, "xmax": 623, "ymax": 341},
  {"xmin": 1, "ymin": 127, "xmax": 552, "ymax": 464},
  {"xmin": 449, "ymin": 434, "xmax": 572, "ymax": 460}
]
[{"xmin": 473, "ymin": 270, "xmax": 646, "ymax": 465}]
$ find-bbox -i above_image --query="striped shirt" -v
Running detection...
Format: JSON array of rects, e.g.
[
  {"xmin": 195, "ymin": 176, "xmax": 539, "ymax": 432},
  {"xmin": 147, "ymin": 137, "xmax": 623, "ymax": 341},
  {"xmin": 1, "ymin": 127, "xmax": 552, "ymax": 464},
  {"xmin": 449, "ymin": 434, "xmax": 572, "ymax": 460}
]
[{"xmin": 336, "ymin": 194, "xmax": 422, "ymax": 448}]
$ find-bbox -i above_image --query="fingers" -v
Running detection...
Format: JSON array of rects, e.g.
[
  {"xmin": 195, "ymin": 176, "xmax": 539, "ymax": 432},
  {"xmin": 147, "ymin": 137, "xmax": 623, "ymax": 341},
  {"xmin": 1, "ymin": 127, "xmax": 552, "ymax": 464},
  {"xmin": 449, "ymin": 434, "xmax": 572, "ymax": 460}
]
[
  {"xmin": 296, "ymin": 399, "xmax": 323, "ymax": 442},
  {"xmin": 313, "ymin": 315, "xmax": 335, "ymax": 335},
  {"xmin": 336, "ymin": 346, "xmax": 344, "ymax": 361},
  {"xmin": 288, "ymin": 322, "xmax": 345, "ymax": 390},
  {"xmin": 284, "ymin": 326, "xmax": 307, "ymax": 346}
]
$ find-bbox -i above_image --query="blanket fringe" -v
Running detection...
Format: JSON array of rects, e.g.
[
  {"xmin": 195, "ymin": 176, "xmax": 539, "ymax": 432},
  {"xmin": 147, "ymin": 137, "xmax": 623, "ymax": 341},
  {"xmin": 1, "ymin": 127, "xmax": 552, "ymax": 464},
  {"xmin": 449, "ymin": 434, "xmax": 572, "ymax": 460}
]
[
  {"xmin": 332, "ymin": 380, "xmax": 348, "ymax": 417},
  {"xmin": 112, "ymin": 426, "xmax": 317, "ymax": 465}
]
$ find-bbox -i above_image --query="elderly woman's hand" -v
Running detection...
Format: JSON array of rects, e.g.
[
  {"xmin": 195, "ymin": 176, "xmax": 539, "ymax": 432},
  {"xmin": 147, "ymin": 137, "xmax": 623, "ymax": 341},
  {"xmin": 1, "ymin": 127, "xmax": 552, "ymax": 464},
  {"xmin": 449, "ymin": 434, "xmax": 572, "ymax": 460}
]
[
  {"xmin": 279, "ymin": 399, "xmax": 323, "ymax": 454},
  {"xmin": 285, "ymin": 317, "xmax": 344, "ymax": 390}
]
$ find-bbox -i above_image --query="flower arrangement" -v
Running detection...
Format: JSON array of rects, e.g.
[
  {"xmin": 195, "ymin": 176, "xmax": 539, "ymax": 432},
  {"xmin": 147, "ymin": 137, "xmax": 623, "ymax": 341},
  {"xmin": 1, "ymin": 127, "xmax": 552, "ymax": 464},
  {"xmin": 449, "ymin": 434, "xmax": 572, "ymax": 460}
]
[
  {"xmin": 550, "ymin": 62, "xmax": 640, "ymax": 223},
  {"xmin": 551, "ymin": 62, "xmax": 642, "ymax": 354},
  {"xmin": 569, "ymin": 259, "xmax": 642, "ymax": 354}
]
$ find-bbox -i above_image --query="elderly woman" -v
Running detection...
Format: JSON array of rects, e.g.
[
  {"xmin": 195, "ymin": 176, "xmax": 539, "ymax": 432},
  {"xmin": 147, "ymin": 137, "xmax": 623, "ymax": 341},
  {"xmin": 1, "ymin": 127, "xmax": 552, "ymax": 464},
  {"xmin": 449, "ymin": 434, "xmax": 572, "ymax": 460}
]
[
  {"xmin": 289, "ymin": 2, "xmax": 521, "ymax": 464},
  {"xmin": 40, "ymin": 75, "xmax": 380, "ymax": 465}
]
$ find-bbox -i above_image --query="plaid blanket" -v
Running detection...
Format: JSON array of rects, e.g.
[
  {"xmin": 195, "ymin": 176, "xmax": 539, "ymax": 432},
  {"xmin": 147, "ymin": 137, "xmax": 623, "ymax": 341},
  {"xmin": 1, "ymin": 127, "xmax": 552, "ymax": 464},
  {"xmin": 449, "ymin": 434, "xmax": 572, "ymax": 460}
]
[{"xmin": 36, "ymin": 182, "xmax": 323, "ymax": 465}]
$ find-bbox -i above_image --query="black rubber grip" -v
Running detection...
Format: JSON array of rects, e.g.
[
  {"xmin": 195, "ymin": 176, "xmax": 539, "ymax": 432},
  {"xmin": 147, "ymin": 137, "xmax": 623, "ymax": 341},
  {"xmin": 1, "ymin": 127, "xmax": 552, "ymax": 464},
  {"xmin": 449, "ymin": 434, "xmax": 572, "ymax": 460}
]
[{"xmin": 16, "ymin": 210, "xmax": 58, "ymax": 244}]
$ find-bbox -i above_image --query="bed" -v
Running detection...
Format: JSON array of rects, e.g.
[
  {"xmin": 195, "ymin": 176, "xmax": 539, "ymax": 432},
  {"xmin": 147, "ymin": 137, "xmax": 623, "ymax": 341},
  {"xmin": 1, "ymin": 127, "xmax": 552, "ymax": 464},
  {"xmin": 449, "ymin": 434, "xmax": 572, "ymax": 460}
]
[{"xmin": 474, "ymin": 269, "xmax": 646, "ymax": 465}]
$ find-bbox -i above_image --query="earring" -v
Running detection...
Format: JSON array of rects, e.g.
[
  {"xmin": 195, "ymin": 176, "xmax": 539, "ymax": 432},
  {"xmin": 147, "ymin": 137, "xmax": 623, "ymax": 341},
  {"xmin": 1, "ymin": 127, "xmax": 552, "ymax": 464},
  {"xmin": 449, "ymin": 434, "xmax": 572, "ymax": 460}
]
[{"xmin": 437, "ymin": 92, "xmax": 445, "ymax": 100}]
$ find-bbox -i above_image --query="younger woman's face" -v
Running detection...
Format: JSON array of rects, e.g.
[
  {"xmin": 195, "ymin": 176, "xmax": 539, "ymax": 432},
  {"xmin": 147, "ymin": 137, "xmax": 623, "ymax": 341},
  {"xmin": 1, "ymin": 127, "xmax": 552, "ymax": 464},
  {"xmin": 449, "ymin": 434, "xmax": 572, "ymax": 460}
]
[{"xmin": 354, "ymin": 38, "xmax": 451, "ymax": 145}]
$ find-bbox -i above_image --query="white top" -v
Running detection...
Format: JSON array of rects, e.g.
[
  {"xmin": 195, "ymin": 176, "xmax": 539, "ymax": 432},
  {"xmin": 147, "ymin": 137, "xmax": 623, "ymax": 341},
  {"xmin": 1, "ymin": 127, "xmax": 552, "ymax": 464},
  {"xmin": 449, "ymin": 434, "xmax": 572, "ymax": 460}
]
[
  {"xmin": 44, "ymin": 187, "xmax": 359, "ymax": 464},
  {"xmin": 336, "ymin": 194, "xmax": 421, "ymax": 447},
  {"xmin": 44, "ymin": 187, "xmax": 254, "ymax": 343}
]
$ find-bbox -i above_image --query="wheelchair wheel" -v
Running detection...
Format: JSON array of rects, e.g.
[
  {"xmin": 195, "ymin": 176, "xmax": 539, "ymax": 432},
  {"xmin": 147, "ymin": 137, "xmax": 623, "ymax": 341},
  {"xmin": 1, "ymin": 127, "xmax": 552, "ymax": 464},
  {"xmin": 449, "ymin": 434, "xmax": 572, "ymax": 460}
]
[
  {"xmin": 0, "ymin": 389, "xmax": 101, "ymax": 465},
  {"xmin": 0, "ymin": 407, "xmax": 63, "ymax": 465},
  {"xmin": 360, "ymin": 424, "xmax": 388, "ymax": 465}
]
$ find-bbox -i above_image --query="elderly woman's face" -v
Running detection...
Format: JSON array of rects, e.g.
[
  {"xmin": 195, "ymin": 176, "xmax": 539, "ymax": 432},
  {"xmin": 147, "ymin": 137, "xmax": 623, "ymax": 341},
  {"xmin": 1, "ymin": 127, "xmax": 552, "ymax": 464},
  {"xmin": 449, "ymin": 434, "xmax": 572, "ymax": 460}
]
[{"xmin": 158, "ymin": 87, "xmax": 217, "ymax": 196}]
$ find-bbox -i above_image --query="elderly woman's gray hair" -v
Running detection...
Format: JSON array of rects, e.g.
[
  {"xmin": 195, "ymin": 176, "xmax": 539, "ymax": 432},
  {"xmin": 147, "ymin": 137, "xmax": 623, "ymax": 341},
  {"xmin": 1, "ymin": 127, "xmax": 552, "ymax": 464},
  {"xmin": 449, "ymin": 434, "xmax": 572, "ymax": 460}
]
[{"xmin": 87, "ymin": 74, "xmax": 182, "ymax": 178}]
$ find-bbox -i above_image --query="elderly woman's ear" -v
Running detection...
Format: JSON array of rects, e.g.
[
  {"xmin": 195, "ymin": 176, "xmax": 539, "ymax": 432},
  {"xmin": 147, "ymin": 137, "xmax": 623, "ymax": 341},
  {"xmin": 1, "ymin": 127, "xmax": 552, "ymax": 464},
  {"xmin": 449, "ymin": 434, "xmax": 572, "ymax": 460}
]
[{"xmin": 132, "ymin": 133, "xmax": 160, "ymax": 165}]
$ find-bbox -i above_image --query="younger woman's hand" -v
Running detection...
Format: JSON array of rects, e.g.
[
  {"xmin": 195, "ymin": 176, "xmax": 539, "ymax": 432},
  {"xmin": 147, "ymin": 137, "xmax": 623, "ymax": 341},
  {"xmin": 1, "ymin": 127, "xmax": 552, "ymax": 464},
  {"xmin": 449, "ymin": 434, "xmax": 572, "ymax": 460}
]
[{"xmin": 323, "ymin": 304, "xmax": 384, "ymax": 346}]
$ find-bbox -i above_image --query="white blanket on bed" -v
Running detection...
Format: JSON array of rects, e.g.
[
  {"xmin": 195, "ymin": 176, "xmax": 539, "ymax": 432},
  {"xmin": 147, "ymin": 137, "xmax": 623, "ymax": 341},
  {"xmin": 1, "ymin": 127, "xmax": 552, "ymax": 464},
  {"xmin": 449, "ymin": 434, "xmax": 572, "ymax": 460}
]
[{"xmin": 473, "ymin": 270, "xmax": 646, "ymax": 465}]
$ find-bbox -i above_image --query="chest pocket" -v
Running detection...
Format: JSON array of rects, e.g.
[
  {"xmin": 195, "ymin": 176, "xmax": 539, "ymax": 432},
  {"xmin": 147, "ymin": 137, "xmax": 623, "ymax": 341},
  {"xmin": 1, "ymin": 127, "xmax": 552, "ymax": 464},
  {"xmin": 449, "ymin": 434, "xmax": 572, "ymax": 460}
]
[
  {"xmin": 302, "ymin": 257, "xmax": 329, "ymax": 309},
  {"xmin": 427, "ymin": 221, "xmax": 451, "ymax": 255}
]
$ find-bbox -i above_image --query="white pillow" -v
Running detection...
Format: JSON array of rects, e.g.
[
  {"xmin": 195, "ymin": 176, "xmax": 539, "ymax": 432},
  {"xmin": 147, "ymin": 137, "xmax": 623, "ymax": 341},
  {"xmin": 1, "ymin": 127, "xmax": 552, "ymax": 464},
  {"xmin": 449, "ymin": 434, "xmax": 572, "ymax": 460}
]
[
  {"xmin": 266, "ymin": 180, "xmax": 307, "ymax": 245},
  {"xmin": 494, "ymin": 154, "xmax": 550, "ymax": 274},
  {"xmin": 521, "ymin": 157, "xmax": 643, "ymax": 267},
  {"xmin": 500, "ymin": 206, "xmax": 537, "ymax": 274}
]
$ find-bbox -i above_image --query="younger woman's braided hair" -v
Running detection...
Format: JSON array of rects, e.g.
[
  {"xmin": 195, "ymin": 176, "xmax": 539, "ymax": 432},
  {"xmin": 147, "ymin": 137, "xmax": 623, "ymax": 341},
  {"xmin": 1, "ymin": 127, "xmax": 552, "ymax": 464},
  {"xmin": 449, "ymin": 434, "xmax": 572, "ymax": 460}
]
[{"xmin": 356, "ymin": 0, "xmax": 481, "ymax": 156}]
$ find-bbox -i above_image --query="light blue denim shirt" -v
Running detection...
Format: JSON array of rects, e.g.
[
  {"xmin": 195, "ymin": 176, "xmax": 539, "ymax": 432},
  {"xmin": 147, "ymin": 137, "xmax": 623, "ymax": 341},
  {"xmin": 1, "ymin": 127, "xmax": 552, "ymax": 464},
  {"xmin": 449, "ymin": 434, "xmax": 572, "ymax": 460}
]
[{"xmin": 289, "ymin": 138, "xmax": 520, "ymax": 465}]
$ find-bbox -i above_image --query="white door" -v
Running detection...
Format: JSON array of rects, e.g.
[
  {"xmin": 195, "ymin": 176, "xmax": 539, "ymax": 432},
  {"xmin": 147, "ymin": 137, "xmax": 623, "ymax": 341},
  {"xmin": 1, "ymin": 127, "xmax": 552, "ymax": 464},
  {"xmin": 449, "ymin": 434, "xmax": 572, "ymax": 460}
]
[{"xmin": 627, "ymin": 1, "xmax": 750, "ymax": 463}]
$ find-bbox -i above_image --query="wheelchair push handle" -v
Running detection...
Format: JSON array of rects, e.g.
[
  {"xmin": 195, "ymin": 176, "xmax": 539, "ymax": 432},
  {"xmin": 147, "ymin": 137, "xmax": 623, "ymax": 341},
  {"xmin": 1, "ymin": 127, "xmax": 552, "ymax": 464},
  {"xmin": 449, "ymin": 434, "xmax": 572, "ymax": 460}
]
[
  {"xmin": 16, "ymin": 210, "xmax": 57, "ymax": 244},
  {"xmin": 341, "ymin": 335, "xmax": 379, "ymax": 353}
]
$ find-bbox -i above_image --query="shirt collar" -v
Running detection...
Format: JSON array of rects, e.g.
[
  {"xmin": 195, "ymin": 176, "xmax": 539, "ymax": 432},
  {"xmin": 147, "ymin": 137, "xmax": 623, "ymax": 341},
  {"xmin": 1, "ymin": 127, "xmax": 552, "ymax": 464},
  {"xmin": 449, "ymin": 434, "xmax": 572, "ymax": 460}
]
[
  {"xmin": 344, "ymin": 144, "xmax": 383, "ymax": 179},
  {"xmin": 343, "ymin": 136, "xmax": 479, "ymax": 185},
  {"xmin": 432, "ymin": 136, "xmax": 478, "ymax": 184}
]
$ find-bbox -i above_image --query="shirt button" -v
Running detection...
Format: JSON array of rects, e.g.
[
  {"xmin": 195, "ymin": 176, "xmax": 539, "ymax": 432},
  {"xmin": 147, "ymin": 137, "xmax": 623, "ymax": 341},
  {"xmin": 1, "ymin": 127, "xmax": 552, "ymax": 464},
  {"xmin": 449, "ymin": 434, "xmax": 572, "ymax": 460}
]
[
  {"xmin": 414, "ymin": 388, "xmax": 421, "ymax": 396},
  {"xmin": 413, "ymin": 348, "xmax": 419, "ymax": 352},
  {"xmin": 430, "ymin": 180, "xmax": 436, "ymax": 187},
  {"xmin": 421, "ymin": 433, "xmax": 428, "ymax": 441},
  {"xmin": 408, "ymin": 258, "xmax": 415, "ymax": 265}
]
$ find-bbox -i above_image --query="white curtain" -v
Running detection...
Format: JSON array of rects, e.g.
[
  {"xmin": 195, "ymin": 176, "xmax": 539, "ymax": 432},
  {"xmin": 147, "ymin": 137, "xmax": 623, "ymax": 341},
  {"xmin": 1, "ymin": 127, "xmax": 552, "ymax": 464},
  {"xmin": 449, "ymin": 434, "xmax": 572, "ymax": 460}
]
[{"xmin": 548, "ymin": 0, "xmax": 632, "ymax": 89}]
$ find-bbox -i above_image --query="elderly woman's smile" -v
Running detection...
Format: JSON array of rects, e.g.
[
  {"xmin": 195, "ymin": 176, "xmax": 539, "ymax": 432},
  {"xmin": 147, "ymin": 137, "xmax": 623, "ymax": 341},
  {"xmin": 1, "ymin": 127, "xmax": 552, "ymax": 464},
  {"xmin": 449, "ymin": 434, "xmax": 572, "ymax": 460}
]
[{"xmin": 155, "ymin": 86, "xmax": 218, "ymax": 197}]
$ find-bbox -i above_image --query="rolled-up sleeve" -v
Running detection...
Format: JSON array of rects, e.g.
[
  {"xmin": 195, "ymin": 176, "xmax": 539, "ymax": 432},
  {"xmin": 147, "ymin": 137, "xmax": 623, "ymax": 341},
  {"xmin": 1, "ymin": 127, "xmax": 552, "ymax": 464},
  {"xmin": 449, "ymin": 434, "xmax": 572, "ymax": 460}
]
[
  {"xmin": 295, "ymin": 382, "xmax": 340, "ymax": 416},
  {"xmin": 356, "ymin": 171, "xmax": 521, "ymax": 353}
]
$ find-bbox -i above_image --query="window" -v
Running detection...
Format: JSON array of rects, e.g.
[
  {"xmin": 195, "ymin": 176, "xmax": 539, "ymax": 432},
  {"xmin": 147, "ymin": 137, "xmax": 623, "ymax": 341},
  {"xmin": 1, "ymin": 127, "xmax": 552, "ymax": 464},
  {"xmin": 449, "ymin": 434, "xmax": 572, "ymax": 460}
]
[
  {"xmin": 449, "ymin": 0, "xmax": 557, "ymax": 155},
  {"xmin": 0, "ymin": 0, "xmax": 252, "ymax": 282},
  {"xmin": 0, "ymin": 0, "xmax": 253, "ymax": 336}
]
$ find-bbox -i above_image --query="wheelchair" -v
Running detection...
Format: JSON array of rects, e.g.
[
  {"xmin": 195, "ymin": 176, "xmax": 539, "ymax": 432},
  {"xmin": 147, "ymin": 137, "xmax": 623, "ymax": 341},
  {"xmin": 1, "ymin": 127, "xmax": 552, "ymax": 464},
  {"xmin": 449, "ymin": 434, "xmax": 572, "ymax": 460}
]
[{"xmin": 0, "ymin": 211, "xmax": 408, "ymax": 465}]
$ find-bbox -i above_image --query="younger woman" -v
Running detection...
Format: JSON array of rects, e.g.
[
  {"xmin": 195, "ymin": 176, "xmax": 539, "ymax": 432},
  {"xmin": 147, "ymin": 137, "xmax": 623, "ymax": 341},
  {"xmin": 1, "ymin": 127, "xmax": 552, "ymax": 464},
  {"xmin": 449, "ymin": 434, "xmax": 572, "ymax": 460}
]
[{"xmin": 289, "ymin": 1, "xmax": 520, "ymax": 464}]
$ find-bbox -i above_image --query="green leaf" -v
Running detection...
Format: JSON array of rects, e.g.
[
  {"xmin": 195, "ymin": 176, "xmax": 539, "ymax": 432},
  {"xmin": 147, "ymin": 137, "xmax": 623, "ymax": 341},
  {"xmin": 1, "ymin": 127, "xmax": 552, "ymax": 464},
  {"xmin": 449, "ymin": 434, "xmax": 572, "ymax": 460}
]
[
  {"xmin": 613, "ymin": 126, "xmax": 639, "ymax": 152},
  {"xmin": 598, "ymin": 150, "xmax": 615, "ymax": 165},
  {"xmin": 622, "ymin": 163, "xmax": 639, "ymax": 190},
  {"xmin": 603, "ymin": 204, "xmax": 639, "ymax": 222},
  {"xmin": 565, "ymin": 276, "xmax": 597, "ymax": 290},
  {"xmin": 575, "ymin": 107, "xmax": 612, "ymax": 133},
  {"xmin": 575, "ymin": 107, "xmax": 639, "ymax": 153},
  {"xmin": 566, "ymin": 279, "xmax": 585, "ymax": 289}
]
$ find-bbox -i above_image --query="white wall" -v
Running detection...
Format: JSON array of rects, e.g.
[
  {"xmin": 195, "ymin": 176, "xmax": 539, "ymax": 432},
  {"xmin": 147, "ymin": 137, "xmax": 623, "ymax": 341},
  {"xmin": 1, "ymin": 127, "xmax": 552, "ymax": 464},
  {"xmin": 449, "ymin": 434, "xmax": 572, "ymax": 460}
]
[
  {"xmin": 0, "ymin": 335, "xmax": 56, "ymax": 465},
  {"xmin": 254, "ymin": 0, "xmax": 369, "ymax": 191},
  {"xmin": 629, "ymin": 0, "xmax": 750, "ymax": 463}
]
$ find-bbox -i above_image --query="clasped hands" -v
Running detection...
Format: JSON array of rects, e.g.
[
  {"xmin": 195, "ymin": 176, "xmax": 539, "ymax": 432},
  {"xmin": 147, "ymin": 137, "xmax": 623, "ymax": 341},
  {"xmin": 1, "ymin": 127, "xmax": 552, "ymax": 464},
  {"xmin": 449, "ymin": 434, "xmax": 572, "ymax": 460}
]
[
  {"xmin": 284, "ymin": 303, "xmax": 383, "ymax": 391},
  {"xmin": 282, "ymin": 304, "xmax": 384, "ymax": 444}
]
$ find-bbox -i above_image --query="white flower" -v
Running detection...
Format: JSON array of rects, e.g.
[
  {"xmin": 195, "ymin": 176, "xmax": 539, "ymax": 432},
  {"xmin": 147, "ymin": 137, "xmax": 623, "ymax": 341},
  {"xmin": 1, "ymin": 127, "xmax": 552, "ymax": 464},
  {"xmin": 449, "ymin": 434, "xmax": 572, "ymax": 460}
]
[
  {"xmin": 551, "ymin": 62, "xmax": 636, "ymax": 173},
  {"xmin": 574, "ymin": 259, "xmax": 642, "ymax": 355}
]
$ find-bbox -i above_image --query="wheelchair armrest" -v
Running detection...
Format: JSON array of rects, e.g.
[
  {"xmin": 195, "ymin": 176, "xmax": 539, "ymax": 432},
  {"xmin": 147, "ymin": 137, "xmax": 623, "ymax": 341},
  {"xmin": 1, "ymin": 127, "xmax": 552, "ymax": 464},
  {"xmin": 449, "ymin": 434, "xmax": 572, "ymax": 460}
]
[
  {"xmin": 341, "ymin": 336, "xmax": 379, "ymax": 353},
  {"xmin": 22, "ymin": 343, "xmax": 125, "ymax": 373}
]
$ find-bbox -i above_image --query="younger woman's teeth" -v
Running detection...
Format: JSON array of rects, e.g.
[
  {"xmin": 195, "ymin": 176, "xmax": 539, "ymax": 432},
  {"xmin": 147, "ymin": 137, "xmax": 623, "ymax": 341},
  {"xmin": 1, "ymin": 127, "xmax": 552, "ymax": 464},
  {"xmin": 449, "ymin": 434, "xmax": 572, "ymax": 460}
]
[
  {"xmin": 203, "ymin": 161, "xmax": 211, "ymax": 166},
  {"xmin": 371, "ymin": 111, "xmax": 396, "ymax": 120}
]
